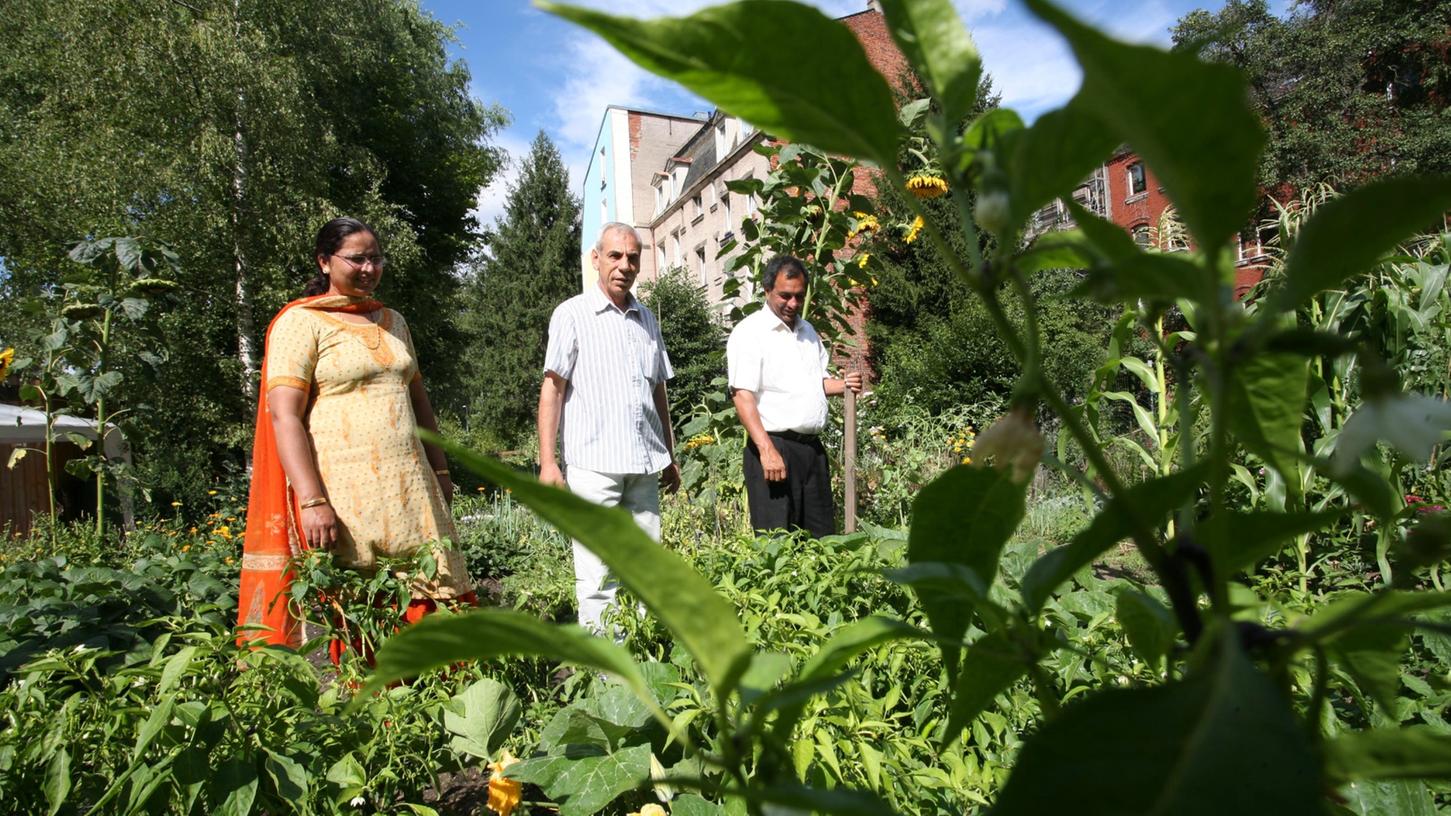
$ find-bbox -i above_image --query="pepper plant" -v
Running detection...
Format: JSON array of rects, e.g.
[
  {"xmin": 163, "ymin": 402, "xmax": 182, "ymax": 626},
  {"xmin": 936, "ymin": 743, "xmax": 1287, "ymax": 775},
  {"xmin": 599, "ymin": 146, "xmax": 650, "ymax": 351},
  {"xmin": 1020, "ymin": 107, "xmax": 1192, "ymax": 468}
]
[{"xmin": 373, "ymin": 0, "xmax": 1451, "ymax": 813}]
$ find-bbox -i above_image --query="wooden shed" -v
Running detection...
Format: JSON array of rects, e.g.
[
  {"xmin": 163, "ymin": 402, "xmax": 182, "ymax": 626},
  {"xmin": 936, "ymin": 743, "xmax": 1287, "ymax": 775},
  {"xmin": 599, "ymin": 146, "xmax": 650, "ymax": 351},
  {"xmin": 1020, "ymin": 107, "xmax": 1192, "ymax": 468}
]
[{"xmin": 1, "ymin": 403, "xmax": 134, "ymax": 536}]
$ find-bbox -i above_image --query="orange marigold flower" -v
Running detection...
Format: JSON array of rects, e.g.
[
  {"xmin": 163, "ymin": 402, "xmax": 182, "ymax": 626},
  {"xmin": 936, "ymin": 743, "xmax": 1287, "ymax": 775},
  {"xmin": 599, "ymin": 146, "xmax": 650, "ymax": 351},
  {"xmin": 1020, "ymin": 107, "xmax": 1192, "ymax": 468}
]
[
  {"xmin": 487, "ymin": 751, "xmax": 522, "ymax": 816},
  {"xmin": 906, "ymin": 174, "xmax": 949, "ymax": 199}
]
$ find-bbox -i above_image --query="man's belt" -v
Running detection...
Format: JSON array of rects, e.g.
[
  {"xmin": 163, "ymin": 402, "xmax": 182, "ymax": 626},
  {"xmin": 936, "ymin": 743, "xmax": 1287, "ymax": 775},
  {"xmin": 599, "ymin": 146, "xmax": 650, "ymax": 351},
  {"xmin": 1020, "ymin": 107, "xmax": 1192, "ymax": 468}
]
[{"xmin": 768, "ymin": 429, "xmax": 819, "ymax": 443}]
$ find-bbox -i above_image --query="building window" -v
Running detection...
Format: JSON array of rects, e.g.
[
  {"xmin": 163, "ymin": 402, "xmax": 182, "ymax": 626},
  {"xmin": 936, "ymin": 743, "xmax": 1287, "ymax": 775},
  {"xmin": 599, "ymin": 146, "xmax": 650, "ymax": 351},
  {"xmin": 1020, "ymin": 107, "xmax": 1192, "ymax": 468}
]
[
  {"xmin": 714, "ymin": 119, "xmax": 728, "ymax": 157},
  {"xmin": 671, "ymin": 232, "xmax": 682, "ymax": 267},
  {"xmin": 1127, "ymin": 162, "xmax": 1147, "ymax": 197},
  {"xmin": 656, "ymin": 245, "xmax": 666, "ymax": 272},
  {"xmin": 691, "ymin": 193, "xmax": 703, "ymax": 221},
  {"xmin": 720, "ymin": 188, "xmax": 732, "ymax": 229},
  {"xmin": 1131, "ymin": 224, "xmax": 1153, "ymax": 248},
  {"xmin": 695, "ymin": 245, "xmax": 707, "ymax": 285}
]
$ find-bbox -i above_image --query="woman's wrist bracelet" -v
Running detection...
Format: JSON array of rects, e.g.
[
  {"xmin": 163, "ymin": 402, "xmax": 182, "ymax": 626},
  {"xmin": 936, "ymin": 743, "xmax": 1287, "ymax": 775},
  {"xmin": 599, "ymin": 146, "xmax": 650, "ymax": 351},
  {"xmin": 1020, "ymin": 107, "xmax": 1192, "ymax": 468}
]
[
  {"xmin": 299, "ymin": 496, "xmax": 329, "ymax": 509},
  {"xmin": 434, "ymin": 468, "xmax": 450, "ymax": 477}
]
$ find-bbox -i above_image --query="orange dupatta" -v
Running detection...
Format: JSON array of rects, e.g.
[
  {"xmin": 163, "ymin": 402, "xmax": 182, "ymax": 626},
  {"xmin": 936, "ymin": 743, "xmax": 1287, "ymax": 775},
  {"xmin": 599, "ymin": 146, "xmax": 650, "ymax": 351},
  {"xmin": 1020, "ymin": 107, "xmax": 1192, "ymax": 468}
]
[{"xmin": 236, "ymin": 294, "xmax": 383, "ymax": 648}]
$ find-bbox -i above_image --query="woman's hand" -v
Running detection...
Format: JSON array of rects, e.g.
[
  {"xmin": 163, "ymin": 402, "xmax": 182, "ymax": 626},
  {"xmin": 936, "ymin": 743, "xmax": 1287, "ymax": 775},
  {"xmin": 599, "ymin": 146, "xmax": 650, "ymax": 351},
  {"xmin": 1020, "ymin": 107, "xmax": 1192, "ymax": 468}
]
[{"xmin": 301, "ymin": 503, "xmax": 339, "ymax": 549}]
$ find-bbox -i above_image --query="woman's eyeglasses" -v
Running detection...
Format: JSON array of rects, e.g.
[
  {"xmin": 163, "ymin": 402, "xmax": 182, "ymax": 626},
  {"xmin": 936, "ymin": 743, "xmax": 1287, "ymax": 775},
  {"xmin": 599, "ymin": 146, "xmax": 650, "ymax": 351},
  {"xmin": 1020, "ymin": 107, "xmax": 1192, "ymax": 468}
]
[{"xmin": 332, "ymin": 253, "xmax": 387, "ymax": 270}]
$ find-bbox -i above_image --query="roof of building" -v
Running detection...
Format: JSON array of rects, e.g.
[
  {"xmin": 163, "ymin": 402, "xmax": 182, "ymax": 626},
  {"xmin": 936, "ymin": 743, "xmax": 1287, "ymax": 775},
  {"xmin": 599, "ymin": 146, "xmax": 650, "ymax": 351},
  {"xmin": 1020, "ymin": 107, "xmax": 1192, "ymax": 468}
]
[{"xmin": 1, "ymin": 404, "xmax": 128, "ymax": 458}]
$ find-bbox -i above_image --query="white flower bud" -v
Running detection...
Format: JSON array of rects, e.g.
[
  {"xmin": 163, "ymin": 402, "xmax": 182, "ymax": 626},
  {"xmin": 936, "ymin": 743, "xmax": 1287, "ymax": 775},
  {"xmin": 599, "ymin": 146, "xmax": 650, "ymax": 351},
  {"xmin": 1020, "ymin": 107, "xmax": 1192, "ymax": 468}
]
[{"xmin": 974, "ymin": 189, "xmax": 1013, "ymax": 235}]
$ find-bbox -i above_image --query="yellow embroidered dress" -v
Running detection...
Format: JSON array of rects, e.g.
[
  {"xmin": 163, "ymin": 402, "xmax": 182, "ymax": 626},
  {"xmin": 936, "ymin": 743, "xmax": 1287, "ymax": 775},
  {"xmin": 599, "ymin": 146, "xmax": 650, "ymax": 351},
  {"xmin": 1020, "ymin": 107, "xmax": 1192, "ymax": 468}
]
[{"xmin": 264, "ymin": 306, "xmax": 472, "ymax": 598}]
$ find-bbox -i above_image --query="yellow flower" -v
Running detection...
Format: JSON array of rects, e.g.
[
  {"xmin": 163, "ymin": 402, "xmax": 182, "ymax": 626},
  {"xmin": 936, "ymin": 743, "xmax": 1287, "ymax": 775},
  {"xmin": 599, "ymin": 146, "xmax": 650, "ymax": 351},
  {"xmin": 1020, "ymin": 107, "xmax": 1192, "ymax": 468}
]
[
  {"xmin": 224, "ymin": 557, "xmax": 234, "ymax": 565},
  {"xmin": 487, "ymin": 751, "xmax": 522, "ymax": 816},
  {"xmin": 907, "ymin": 174, "xmax": 949, "ymax": 199},
  {"xmin": 856, "ymin": 252, "xmax": 871, "ymax": 269},
  {"xmin": 905, "ymin": 215, "xmax": 924, "ymax": 243},
  {"xmin": 208, "ymin": 490, "xmax": 218, "ymax": 496},
  {"xmin": 629, "ymin": 806, "xmax": 669, "ymax": 816},
  {"xmin": 171, "ymin": 501, "xmax": 183, "ymax": 507},
  {"xmin": 181, "ymin": 545, "xmax": 190, "ymax": 553},
  {"xmin": 476, "ymin": 486, "xmax": 486, "ymax": 492},
  {"xmin": 848, "ymin": 213, "xmax": 879, "ymax": 239},
  {"xmin": 0, "ymin": 347, "xmax": 13, "ymax": 381},
  {"xmin": 214, "ymin": 526, "xmax": 232, "ymax": 539}
]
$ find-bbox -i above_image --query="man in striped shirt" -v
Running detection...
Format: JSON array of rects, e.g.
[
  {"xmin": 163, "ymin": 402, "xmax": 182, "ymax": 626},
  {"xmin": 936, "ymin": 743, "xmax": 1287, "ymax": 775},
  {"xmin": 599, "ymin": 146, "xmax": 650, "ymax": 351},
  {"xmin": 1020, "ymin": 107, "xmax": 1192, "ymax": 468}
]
[{"xmin": 537, "ymin": 222, "xmax": 680, "ymax": 634}]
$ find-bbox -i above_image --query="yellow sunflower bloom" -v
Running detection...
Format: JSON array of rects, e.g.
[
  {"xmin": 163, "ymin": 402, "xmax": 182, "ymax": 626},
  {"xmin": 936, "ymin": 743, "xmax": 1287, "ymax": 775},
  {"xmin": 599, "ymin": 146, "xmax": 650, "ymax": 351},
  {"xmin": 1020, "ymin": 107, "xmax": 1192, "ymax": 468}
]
[
  {"xmin": 857, "ymin": 252, "xmax": 871, "ymax": 268},
  {"xmin": 487, "ymin": 751, "xmax": 522, "ymax": 816},
  {"xmin": 905, "ymin": 215, "xmax": 925, "ymax": 244},
  {"xmin": 0, "ymin": 347, "xmax": 14, "ymax": 381},
  {"xmin": 848, "ymin": 213, "xmax": 880, "ymax": 239},
  {"xmin": 907, "ymin": 174, "xmax": 949, "ymax": 199}
]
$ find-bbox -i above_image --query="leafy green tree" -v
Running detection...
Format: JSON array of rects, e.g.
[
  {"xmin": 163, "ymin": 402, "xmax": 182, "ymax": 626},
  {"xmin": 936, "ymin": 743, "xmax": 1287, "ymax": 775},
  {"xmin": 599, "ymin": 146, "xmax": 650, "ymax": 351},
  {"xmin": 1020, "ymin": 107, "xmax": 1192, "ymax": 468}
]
[
  {"xmin": 460, "ymin": 132, "xmax": 581, "ymax": 444},
  {"xmin": 640, "ymin": 267, "xmax": 727, "ymax": 427},
  {"xmin": 0, "ymin": 0, "xmax": 504, "ymax": 507},
  {"xmin": 1172, "ymin": 0, "xmax": 1451, "ymax": 191}
]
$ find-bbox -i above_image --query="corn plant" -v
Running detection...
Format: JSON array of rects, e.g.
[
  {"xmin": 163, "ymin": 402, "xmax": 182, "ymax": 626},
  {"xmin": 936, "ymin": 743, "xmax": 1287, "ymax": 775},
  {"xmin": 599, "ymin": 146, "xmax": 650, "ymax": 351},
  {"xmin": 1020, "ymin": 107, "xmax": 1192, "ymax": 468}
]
[{"xmin": 373, "ymin": 0, "xmax": 1451, "ymax": 813}]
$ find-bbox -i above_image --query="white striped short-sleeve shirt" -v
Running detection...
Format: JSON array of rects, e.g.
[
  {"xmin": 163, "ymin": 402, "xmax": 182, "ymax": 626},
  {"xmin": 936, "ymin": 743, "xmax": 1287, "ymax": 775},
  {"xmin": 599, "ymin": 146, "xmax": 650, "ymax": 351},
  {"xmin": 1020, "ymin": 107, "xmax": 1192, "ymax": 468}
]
[{"xmin": 544, "ymin": 285, "xmax": 674, "ymax": 474}]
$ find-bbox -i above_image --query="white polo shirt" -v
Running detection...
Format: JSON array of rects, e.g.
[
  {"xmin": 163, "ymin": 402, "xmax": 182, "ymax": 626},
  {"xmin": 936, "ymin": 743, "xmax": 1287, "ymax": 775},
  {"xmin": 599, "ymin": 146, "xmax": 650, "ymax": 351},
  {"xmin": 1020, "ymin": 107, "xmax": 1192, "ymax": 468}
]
[{"xmin": 726, "ymin": 306, "xmax": 830, "ymax": 435}]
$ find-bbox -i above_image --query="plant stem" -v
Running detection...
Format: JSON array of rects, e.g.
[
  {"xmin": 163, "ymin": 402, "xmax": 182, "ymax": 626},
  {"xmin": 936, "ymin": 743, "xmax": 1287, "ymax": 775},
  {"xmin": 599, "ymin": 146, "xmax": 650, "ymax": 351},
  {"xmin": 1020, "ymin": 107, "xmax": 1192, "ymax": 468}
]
[{"xmin": 95, "ymin": 308, "xmax": 112, "ymax": 542}]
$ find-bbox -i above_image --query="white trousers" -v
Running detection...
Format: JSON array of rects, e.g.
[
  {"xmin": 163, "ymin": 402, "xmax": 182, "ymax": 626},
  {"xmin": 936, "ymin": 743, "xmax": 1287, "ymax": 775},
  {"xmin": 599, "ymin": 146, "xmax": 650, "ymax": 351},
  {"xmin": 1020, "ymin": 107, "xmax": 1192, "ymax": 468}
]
[{"xmin": 565, "ymin": 466, "xmax": 661, "ymax": 634}]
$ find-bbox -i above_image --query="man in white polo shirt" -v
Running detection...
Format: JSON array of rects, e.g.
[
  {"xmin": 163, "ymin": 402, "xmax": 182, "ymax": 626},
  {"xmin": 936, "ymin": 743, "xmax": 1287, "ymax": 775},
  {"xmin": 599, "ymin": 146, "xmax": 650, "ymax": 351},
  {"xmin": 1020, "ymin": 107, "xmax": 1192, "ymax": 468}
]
[
  {"xmin": 537, "ymin": 222, "xmax": 680, "ymax": 633},
  {"xmin": 727, "ymin": 255, "xmax": 862, "ymax": 538}
]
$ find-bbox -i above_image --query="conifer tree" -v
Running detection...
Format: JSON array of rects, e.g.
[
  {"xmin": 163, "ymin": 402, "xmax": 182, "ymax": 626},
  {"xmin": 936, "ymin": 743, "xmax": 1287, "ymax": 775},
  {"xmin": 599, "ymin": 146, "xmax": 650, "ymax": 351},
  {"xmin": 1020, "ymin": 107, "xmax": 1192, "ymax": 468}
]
[{"xmin": 462, "ymin": 132, "xmax": 582, "ymax": 443}]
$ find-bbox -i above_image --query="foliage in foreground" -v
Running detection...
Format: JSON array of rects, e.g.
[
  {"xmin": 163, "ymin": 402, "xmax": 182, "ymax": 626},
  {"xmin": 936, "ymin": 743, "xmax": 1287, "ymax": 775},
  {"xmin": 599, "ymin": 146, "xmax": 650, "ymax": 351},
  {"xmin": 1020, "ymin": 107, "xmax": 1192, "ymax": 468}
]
[{"xmin": 370, "ymin": 0, "xmax": 1451, "ymax": 814}]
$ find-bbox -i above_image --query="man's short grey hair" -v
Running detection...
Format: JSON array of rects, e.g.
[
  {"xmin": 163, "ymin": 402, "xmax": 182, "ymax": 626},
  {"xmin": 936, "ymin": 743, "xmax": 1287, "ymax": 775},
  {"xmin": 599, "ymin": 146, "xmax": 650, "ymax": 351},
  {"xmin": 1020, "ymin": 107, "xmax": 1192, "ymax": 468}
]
[{"xmin": 595, "ymin": 222, "xmax": 641, "ymax": 251}]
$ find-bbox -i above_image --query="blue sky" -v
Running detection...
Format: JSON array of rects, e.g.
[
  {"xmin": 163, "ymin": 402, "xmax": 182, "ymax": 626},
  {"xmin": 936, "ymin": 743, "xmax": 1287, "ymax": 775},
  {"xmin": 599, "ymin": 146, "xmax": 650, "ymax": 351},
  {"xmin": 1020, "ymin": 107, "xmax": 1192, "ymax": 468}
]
[{"xmin": 421, "ymin": 0, "xmax": 1291, "ymax": 225}]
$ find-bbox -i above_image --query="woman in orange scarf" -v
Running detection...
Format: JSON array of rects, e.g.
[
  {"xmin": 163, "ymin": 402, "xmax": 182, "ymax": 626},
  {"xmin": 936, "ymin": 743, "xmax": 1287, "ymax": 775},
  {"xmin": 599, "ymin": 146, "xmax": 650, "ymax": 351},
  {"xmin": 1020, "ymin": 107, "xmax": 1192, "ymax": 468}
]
[{"xmin": 237, "ymin": 217, "xmax": 475, "ymax": 655}]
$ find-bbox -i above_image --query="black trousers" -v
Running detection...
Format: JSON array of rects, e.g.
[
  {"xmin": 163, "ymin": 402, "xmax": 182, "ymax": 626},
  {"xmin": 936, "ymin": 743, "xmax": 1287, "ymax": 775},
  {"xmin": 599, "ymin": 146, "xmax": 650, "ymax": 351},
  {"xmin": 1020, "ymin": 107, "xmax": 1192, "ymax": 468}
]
[{"xmin": 743, "ymin": 432, "xmax": 835, "ymax": 539}]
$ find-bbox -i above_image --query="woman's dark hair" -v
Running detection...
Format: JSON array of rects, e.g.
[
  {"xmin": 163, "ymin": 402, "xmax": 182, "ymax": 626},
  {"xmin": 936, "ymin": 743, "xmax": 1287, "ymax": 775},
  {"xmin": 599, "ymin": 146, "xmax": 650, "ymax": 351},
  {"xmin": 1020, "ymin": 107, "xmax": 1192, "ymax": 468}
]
[{"xmin": 304, "ymin": 216, "xmax": 378, "ymax": 296}]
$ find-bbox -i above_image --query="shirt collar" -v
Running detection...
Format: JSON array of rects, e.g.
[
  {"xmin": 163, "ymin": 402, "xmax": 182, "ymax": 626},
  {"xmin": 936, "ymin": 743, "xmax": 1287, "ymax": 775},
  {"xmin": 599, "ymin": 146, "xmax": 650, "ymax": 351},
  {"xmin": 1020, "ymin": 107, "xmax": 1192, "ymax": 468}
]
[{"xmin": 587, "ymin": 282, "xmax": 639, "ymax": 315}]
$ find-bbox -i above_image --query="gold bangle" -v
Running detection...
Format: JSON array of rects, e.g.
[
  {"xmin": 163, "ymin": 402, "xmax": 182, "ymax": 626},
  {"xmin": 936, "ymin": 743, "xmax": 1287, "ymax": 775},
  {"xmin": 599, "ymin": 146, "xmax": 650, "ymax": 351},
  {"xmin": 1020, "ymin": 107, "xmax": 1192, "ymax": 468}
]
[{"xmin": 299, "ymin": 496, "xmax": 329, "ymax": 509}]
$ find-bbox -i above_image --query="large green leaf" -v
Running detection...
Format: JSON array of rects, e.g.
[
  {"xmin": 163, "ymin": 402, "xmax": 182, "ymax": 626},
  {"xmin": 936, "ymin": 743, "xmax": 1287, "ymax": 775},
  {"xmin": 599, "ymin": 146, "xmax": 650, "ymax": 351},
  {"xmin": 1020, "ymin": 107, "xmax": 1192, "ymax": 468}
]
[
  {"xmin": 211, "ymin": 756, "xmax": 259, "ymax": 816},
  {"xmin": 1021, "ymin": 465, "xmax": 1207, "ymax": 614},
  {"xmin": 508, "ymin": 744, "xmax": 652, "ymax": 816},
  {"xmin": 429, "ymin": 434, "xmax": 752, "ymax": 694},
  {"xmin": 1004, "ymin": 101, "xmax": 1119, "ymax": 224},
  {"xmin": 991, "ymin": 631, "xmax": 1325, "ymax": 815},
  {"xmin": 1225, "ymin": 353, "xmax": 1308, "ymax": 499},
  {"xmin": 1025, "ymin": 0, "xmax": 1263, "ymax": 252},
  {"xmin": 1114, "ymin": 588, "xmax": 1176, "ymax": 671},
  {"xmin": 1270, "ymin": 176, "xmax": 1451, "ymax": 311},
  {"xmin": 1340, "ymin": 780, "xmax": 1438, "ymax": 816},
  {"xmin": 745, "ymin": 783, "xmax": 894, "ymax": 816},
  {"xmin": 1327, "ymin": 727, "xmax": 1451, "ymax": 782},
  {"xmin": 541, "ymin": 1, "xmax": 902, "ymax": 165},
  {"xmin": 369, "ymin": 609, "xmax": 658, "ymax": 714},
  {"xmin": 1199, "ymin": 509, "xmax": 1344, "ymax": 575},
  {"xmin": 907, "ymin": 466, "xmax": 1027, "ymax": 677},
  {"xmin": 879, "ymin": 0, "xmax": 980, "ymax": 130},
  {"xmin": 444, "ymin": 677, "xmax": 522, "ymax": 761},
  {"xmin": 43, "ymin": 748, "xmax": 70, "ymax": 816},
  {"xmin": 941, "ymin": 630, "xmax": 1032, "ymax": 749}
]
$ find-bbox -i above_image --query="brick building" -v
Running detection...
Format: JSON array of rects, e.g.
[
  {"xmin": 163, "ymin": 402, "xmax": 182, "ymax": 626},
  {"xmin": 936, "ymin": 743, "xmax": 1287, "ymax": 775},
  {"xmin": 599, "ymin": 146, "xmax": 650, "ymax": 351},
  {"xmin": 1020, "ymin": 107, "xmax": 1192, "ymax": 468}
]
[
  {"xmin": 1031, "ymin": 147, "xmax": 1274, "ymax": 297},
  {"xmin": 579, "ymin": 3, "xmax": 911, "ymax": 313}
]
